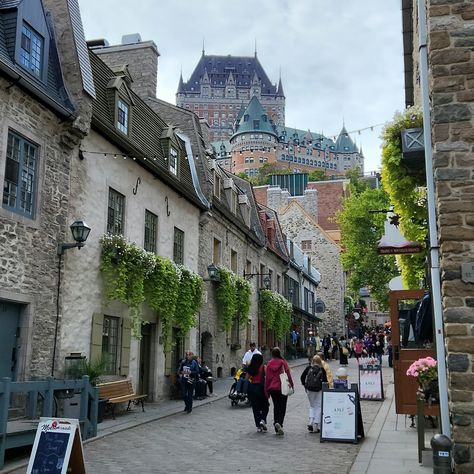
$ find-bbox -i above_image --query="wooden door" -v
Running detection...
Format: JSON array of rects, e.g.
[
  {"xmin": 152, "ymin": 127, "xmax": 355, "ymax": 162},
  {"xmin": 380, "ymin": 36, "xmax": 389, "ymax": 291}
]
[
  {"xmin": 0, "ymin": 302, "xmax": 20, "ymax": 380},
  {"xmin": 390, "ymin": 290, "xmax": 439, "ymax": 416}
]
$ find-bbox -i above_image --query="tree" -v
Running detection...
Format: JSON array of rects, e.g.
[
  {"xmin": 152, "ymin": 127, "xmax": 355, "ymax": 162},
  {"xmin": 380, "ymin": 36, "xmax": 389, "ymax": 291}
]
[
  {"xmin": 308, "ymin": 169, "xmax": 328, "ymax": 182},
  {"xmin": 345, "ymin": 166, "xmax": 368, "ymax": 194},
  {"xmin": 336, "ymin": 185, "xmax": 399, "ymax": 310}
]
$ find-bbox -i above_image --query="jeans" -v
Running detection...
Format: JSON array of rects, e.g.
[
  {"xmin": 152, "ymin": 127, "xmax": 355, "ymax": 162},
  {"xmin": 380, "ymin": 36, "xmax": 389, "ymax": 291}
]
[
  {"xmin": 269, "ymin": 390, "xmax": 288, "ymax": 428},
  {"xmin": 247, "ymin": 383, "xmax": 269, "ymax": 428},
  {"xmin": 235, "ymin": 377, "xmax": 248, "ymax": 394},
  {"xmin": 180, "ymin": 378, "xmax": 195, "ymax": 412}
]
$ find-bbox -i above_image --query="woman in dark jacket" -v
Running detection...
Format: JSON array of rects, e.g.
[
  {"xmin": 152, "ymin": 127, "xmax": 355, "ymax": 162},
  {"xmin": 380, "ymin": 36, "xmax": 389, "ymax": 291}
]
[
  {"xmin": 339, "ymin": 336, "xmax": 349, "ymax": 366},
  {"xmin": 246, "ymin": 353, "xmax": 269, "ymax": 432},
  {"xmin": 264, "ymin": 347, "xmax": 294, "ymax": 436}
]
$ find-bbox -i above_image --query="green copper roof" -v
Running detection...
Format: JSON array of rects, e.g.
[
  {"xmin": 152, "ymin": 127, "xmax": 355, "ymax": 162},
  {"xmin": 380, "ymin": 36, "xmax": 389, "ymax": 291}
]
[
  {"xmin": 335, "ymin": 125, "xmax": 359, "ymax": 152},
  {"xmin": 232, "ymin": 95, "xmax": 277, "ymax": 138},
  {"xmin": 274, "ymin": 125, "xmax": 335, "ymax": 150}
]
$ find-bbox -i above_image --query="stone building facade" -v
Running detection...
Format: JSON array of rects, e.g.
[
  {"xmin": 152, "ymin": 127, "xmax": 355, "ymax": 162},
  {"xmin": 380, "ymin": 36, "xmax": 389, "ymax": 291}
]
[
  {"xmin": 274, "ymin": 200, "xmax": 345, "ymax": 336},
  {"xmin": 0, "ymin": 0, "xmax": 92, "ymax": 380},
  {"xmin": 402, "ymin": 1, "xmax": 474, "ymax": 471}
]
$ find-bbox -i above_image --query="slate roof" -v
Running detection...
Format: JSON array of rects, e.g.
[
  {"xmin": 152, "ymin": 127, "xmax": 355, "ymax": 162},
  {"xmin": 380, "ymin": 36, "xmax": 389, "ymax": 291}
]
[
  {"xmin": 0, "ymin": 0, "xmax": 75, "ymax": 115},
  {"xmin": 89, "ymin": 50, "xmax": 208, "ymax": 210},
  {"xmin": 275, "ymin": 125, "xmax": 335, "ymax": 151},
  {"xmin": 233, "ymin": 96, "xmax": 278, "ymax": 138},
  {"xmin": 257, "ymin": 203, "xmax": 290, "ymax": 263},
  {"xmin": 335, "ymin": 125, "xmax": 359, "ymax": 152},
  {"xmin": 288, "ymin": 239, "xmax": 321, "ymax": 285},
  {"xmin": 182, "ymin": 54, "xmax": 278, "ymax": 96}
]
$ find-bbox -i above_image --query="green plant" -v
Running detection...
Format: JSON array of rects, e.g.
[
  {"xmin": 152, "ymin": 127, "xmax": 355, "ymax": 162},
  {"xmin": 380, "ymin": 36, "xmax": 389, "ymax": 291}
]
[
  {"xmin": 65, "ymin": 355, "xmax": 110, "ymax": 386},
  {"xmin": 235, "ymin": 277, "xmax": 252, "ymax": 325},
  {"xmin": 100, "ymin": 235, "xmax": 203, "ymax": 349},
  {"xmin": 381, "ymin": 107, "xmax": 428, "ymax": 288},
  {"xmin": 259, "ymin": 289, "xmax": 292, "ymax": 339}
]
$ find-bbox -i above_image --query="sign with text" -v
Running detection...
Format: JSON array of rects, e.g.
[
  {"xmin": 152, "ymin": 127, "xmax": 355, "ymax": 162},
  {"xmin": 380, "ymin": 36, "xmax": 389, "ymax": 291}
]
[
  {"xmin": 320, "ymin": 384, "xmax": 358, "ymax": 444},
  {"xmin": 26, "ymin": 418, "xmax": 85, "ymax": 474},
  {"xmin": 359, "ymin": 366, "xmax": 384, "ymax": 401}
]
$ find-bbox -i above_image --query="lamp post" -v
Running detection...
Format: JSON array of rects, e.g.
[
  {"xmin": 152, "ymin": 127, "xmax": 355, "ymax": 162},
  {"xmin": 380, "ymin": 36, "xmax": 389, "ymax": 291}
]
[{"xmin": 53, "ymin": 221, "xmax": 91, "ymax": 377}]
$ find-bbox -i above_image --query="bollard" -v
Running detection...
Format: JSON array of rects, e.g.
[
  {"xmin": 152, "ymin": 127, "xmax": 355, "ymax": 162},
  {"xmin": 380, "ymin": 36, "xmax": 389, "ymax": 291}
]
[{"xmin": 430, "ymin": 434, "xmax": 453, "ymax": 474}]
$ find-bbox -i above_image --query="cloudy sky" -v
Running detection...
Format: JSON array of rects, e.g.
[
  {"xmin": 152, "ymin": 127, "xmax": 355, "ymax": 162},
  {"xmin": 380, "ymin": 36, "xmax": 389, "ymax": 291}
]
[{"xmin": 78, "ymin": 0, "xmax": 405, "ymax": 173}]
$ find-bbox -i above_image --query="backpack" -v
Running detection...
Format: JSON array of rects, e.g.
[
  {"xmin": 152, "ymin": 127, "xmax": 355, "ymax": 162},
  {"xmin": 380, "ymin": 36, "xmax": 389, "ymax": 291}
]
[{"xmin": 305, "ymin": 365, "xmax": 323, "ymax": 392}]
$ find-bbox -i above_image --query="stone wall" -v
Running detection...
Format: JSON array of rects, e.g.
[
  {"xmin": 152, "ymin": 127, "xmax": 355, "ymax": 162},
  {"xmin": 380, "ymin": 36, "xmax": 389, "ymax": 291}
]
[
  {"xmin": 427, "ymin": 1, "xmax": 474, "ymax": 472},
  {"xmin": 0, "ymin": 78, "xmax": 81, "ymax": 378},
  {"xmin": 279, "ymin": 202, "xmax": 345, "ymax": 336}
]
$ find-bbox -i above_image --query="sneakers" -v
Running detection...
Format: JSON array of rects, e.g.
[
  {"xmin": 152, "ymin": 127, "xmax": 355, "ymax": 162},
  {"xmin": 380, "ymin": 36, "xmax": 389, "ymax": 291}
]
[
  {"xmin": 259, "ymin": 420, "xmax": 268, "ymax": 432},
  {"xmin": 307, "ymin": 424, "xmax": 313, "ymax": 432},
  {"xmin": 274, "ymin": 423, "xmax": 284, "ymax": 435},
  {"xmin": 314, "ymin": 424, "xmax": 320, "ymax": 433}
]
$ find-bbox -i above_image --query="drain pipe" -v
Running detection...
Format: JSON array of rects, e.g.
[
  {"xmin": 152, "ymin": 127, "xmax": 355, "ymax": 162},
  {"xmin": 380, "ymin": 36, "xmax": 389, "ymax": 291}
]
[{"xmin": 417, "ymin": 0, "xmax": 451, "ymax": 438}]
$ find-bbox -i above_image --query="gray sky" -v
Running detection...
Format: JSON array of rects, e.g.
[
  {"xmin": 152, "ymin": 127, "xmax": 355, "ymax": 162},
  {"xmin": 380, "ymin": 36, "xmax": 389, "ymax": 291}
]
[{"xmin": 78, "ymin": 0, "xmax": 405, "ymax": 173}]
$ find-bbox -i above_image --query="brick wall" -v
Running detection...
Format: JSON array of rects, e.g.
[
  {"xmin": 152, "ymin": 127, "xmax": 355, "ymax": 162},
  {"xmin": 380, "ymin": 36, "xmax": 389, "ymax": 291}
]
[{"xmin": 427, "ymin": 1, "xmax": 474, "ymax": 472}]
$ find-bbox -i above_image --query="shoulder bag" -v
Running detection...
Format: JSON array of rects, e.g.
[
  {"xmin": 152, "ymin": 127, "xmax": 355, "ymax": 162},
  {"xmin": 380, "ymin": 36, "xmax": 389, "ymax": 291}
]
[{"xmin": 280, "ymin": 366, "xmax": 294, "ymax": 396}]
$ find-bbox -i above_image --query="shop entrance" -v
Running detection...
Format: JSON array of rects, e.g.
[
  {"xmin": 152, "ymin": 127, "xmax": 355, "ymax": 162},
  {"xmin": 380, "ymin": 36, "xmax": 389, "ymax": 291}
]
[{"xmin": 389, "ymin": 289, "xmax": 439, "ymax": 416}]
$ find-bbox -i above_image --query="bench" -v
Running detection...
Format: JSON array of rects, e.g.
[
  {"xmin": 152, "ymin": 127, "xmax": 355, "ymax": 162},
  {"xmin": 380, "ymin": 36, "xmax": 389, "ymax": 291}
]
[{"xmin": 97, "ymin": 379, "xmax": 146, "ymax": 419}]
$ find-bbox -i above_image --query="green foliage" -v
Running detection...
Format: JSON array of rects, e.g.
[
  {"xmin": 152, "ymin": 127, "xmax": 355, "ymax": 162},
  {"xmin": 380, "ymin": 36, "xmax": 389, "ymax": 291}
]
[
  {"xmin": 308, "ymin": 169, "xmax": 328, "ymax": 181},
  {"xmin": 215, "ymin": 267, "xmax": 252, "ymax": 331},
  {"xmin": 100, "ymin": 235, "xmax": 203, "ymax": 350},
  {"xmin": 259, "ymin": 289, "xmax": 293, "ymax": 339},
  {"xmin": 345, "ymin": 166, "xmax": 368, "ymax": 194},
  {"xmin": 336, "ymin": 186, "xmax": 399, "ymax": 310},
  {"xmin": 65, "ymin": 355, "xmax": 110, "ymax": 386},
  {"xmin": 381, "ymin": 108, "xmax": 427, "ymax": 288}
]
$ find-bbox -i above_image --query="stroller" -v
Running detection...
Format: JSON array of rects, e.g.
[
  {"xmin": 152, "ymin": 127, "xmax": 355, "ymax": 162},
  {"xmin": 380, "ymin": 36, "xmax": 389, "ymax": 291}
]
[{"xmin": 228, "ymin": 366, "xmax": 249, "ymax": 406}]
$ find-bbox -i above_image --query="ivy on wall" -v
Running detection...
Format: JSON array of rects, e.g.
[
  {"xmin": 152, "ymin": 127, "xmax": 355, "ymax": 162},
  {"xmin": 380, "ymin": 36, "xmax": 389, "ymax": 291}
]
[
  {"xmin": 259, "ymin": 289, "xmax": 293, "ymax": 339},
  {"xmin": 381, "ymin": 107, "xmax": 428, "ymax": 288},
  {"xmin": 100, "ymin": 234, "xmax": 203, "ymax": 350},
  {"xmin": 215, "ymin": 267, "xmax": 252, "ymax": 331}
]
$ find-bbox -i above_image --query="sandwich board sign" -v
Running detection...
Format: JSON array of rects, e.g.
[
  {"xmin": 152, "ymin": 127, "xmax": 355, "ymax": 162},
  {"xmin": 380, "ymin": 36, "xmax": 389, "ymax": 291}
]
[
  {"xmin": 26, "ymin": 418, "xmax": 85, "ymax": 474},
  {"xmin": 320, "ymin": 384, "xmax": 358, "ymax": 444},
  {"xmin": 359, "ymin": 364, "xmax": 384, "ymax": 401}
]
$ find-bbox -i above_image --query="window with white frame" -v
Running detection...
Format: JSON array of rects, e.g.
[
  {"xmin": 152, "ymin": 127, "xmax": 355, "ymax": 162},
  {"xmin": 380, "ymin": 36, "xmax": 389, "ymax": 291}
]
[
  {"xmin": 169, "ymin": 147, "xmax": 178, "ymax": 176},
  {"xmin": 117, "ymin": 99, "xmax": 129, "ymax": 134},
  {"xmin": 2, "ymin": 131, "xmax": 38, "ymax": 218},
  {"xmin": 20, "ymin": 22, "xmax": 43, "ymax": 78}
]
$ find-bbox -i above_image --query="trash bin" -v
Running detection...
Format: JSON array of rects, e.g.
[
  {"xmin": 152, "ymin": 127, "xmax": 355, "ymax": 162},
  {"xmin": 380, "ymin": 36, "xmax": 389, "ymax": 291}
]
[{"xmin": 430, "ymin": 434, "xmax": 453, "ymax": 474}]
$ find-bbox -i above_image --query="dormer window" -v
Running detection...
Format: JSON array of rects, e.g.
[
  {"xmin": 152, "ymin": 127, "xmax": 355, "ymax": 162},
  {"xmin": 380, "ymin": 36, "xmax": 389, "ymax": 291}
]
[
  {"xmin": 169, "ymin": 147, "xmax": 178, "ymax": 176},
  {"xmin": 20, "ymin": 23, "xmax": 43, "ymax": 78},
  {"xmin": 117, "ymin": 99, "xmax": 129, "ymax": 134}
]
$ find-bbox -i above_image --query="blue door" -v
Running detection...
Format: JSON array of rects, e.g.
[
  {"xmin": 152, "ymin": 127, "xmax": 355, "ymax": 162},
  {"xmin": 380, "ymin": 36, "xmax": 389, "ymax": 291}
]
[{"xmin": 0, "ymin": 302, "xmax": 20, "ymax": 380}]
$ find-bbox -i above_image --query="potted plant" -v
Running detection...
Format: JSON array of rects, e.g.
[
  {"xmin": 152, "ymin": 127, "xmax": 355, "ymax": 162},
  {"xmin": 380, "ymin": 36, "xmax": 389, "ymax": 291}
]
[{"xmin": 406, "ymin": 356, "xmax": 439, "ymax": 404}]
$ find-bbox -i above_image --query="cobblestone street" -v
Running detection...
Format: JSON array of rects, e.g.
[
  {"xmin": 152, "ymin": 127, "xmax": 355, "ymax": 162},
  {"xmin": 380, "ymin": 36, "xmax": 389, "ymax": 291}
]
[{"xmin": 82, "ymin": 361, "xmax": 385, "ymax": 474}]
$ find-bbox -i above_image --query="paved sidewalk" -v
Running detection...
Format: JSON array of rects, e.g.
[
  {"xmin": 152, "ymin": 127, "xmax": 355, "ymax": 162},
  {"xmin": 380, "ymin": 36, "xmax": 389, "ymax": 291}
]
[{"xmin": 350, "ymin": 378, "xmax": 436, "ymax": 474}]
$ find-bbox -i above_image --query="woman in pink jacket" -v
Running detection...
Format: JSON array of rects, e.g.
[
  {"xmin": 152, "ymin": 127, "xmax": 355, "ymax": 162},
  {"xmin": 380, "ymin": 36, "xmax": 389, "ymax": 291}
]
[{"xmin": 264, "ymin": 347, "xmax": 294, "ymax": 435}]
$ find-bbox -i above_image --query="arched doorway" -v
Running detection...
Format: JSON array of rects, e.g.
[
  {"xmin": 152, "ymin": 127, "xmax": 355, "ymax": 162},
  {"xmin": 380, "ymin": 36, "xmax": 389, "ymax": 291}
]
[{"xmin": 201, "ymin": 331, "xmax": 213, "ymax": 370}]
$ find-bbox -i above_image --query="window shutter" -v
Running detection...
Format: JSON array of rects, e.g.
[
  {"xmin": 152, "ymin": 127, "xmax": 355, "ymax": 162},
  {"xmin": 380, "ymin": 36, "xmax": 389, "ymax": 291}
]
[
  {"xmin": 90, "ymin": 313, "xmax": 104, "ymax": 362},
  {"xmin": 120, "ymin": 318, "xmax": 132, "ymax": 376}
]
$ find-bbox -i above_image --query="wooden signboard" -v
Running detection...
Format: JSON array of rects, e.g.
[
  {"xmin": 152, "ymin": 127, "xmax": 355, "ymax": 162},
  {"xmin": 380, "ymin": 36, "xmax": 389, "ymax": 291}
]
[
  {"xmin": 26, "ymin": 418, "xmax": 85, "ymax": 474},
  {"xmin": 359, "ymin": 362, "xmax": 384, "ymax": 401},
  {"xmin": 320, "ymin": 383, "xmax": 359, "ymax": 444}
]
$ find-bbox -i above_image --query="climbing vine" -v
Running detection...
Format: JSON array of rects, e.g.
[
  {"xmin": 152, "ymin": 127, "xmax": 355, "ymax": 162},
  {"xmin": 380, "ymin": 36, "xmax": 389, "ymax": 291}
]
[
  {"xmin": 215, "ymin": 267, "xmax": 252, "ymax": 331},
  {"xmin": 381, "ymin": 107, "xmax": 428, "ymax": 288},
  {"xmin": 100, "ymin": 235, "xmax": 203, "ymax": 348},
  {"xmin": 259, "ymin": 289, "xmax": 293, "ymax": 339}
]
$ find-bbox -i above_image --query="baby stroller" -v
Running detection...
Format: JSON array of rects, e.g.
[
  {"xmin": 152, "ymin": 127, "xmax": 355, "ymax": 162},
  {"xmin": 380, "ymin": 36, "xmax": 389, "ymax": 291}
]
[{"xmin": 229, "ymin": 366, "xmax": 249, "ymax": 406}]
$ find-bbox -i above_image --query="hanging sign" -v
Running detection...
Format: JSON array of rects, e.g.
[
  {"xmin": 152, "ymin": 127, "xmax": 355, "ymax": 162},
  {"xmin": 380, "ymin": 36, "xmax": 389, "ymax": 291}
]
[
  {"xmin": 26, "ymin": 418, "xmax": 85, "ymax": 474},
  {"xmin": 320, "ymin": 384, "xmax": 358, "ymax": 443},
  {"xmin": 359, "ymin": 363, "xmax": 384, "ymax": 401}
]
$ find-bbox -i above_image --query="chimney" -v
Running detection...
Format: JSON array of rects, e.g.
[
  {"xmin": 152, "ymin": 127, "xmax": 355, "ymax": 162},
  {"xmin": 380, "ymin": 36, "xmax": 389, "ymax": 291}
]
[{"xmin": 91, "ymin": 33, "xmax": 160, "ymax": 100}]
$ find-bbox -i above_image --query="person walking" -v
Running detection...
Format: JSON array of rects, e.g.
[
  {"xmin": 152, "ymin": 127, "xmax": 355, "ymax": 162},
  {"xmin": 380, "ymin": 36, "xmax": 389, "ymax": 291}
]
[
  {"xmin": 339, "ymin": 336, "xmax": 349, "ymax": 366},
  {"xmin": 246, "ymin": 353, "xmax": 269, "ymax": 433},
  {"xmin": 317, "ymin": 351, "xmax": 334, "ymax": 389},
  {"xmin": 300, "ymin": 355, "xmax": 327, "ymax": 433},
  {"xmin": 264, "ymin": 347, "xmax": 294, "ymax": 436},
  {"xmin": 354, "ymin": 338, "xmax": 365, "ymax": 363},
  {"xmin": 178, "ymin": 350, "xmax": 199, "ymax": 413}
]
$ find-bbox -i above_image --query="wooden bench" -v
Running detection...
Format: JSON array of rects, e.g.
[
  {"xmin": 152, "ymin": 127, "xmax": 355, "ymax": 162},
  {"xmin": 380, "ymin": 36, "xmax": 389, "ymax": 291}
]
[{"xmin": 97, "ymin": 379, "xmax": 146, "ymax": 419}]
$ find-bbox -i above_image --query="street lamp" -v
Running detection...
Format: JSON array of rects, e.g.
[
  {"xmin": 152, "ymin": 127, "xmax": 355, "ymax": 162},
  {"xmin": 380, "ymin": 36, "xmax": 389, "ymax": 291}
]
[
  {"xmin": 263, "ymin": 275, "xmax": 271, "ymax": 289},
  {"xmin": 53, "ymin": 220, "xmax": 91, "ymax": 376}
]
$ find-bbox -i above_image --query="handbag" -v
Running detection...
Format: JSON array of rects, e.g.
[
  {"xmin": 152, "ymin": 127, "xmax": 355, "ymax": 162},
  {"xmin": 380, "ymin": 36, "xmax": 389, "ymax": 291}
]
[
  {"xmin": 280, "ymin": 367, "xmax": 294, "ymax": 396},
  {"xmin": 342, "ymin": 346, "xmax": 349, "ymax": 356}
]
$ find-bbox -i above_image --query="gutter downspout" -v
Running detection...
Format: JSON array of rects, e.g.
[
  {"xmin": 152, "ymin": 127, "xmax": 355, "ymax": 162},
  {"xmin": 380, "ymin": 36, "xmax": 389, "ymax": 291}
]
[{"xmin": 417, "ymin": 0, "xmax": 451, "ymax": 438}]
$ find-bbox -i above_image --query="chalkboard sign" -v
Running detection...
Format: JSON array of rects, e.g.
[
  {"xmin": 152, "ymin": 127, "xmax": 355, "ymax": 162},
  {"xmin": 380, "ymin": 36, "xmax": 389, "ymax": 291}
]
[
  {"xmin": 359, "ymin": 365, "xmax": 384, "ymax": 401},
  {"xmin": 27, "ymin": 418, "xmax": 85, "ymax": 474},
  {"xmin": 320, "ymin": 384, "xmax": 358, "ymax": 444}
]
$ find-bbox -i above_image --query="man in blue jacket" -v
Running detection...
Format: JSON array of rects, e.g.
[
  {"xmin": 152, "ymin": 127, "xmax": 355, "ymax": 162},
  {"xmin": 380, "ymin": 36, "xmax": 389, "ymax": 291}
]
[{"xmin": 178, "ymin": 351, "xmax": 199, "ymax": 413}]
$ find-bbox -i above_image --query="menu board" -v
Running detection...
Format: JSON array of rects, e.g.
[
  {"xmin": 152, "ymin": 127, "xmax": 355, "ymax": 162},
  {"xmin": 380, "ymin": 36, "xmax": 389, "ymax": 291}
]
[
  {"xmin": 359, "ymin": 366, "xmax": 384, "ymax": 401},
  {"xmin": 27, "ymin": 418, "xmax": 85, "ymax": 474},
  {"xmin": 320, "ymin": 384, "xmax": 358, "ymax": 443}
]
